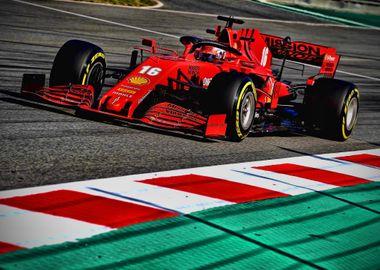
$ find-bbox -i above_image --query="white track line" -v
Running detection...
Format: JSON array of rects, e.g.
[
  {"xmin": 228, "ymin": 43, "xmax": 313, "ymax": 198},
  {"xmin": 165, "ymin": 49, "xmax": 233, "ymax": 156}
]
[
  {"xmin": 56, "ymin": 0, "xmax": 375, "ymax": 29},
  {"xmin": 288, "ymin": 60, "xmax": 380, "ymax": 82},
  {"xmin": 336, "ymin": 70, "xmax": 380, "ymax": 82},
  {"xmin": 57, "ymin": 0, "xmax": 164, "ymax": 9},
  {"xmin": 13, "ymin": 0, "xmax": 380, "ymax": 82},
  {"xmin": 12, "ymin": 0, "xmax": 179, "ymax": 39},
  {"xmin": 0, "ymin": 205, "xmax": 112, "ymax": 248}
]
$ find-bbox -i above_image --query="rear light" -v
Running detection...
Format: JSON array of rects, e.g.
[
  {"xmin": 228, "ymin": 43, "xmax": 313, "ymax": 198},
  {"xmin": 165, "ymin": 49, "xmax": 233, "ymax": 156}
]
[{"xmin": 306, "ymin": 78, "xmax": 315, "ymax": 86}]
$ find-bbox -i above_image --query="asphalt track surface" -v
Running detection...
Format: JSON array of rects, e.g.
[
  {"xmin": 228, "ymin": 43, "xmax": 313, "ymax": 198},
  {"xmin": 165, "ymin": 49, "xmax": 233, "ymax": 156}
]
[{"xmin": 0, "ymin": 0, "xmax": 379, "ymax": 190}]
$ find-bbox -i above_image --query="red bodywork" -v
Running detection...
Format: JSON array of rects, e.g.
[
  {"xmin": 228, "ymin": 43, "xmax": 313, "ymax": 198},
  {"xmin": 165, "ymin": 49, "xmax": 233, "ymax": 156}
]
[{"xmin": 22, "ymin": 18, "xmax": 340, "ymax": 138}]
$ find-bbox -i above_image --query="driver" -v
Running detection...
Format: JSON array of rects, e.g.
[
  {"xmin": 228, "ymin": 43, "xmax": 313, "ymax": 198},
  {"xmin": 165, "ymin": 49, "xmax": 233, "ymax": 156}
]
[{"xmin": 195, "ymin": 45, "xmax": 226, "ymax": 62}]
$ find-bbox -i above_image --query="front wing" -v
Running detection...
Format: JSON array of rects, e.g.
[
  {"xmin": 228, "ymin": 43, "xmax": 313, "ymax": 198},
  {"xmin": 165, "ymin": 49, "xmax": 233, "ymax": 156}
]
[{"xmin": 21, "ymin": 74, "xmax": 227, "ymax": 139}]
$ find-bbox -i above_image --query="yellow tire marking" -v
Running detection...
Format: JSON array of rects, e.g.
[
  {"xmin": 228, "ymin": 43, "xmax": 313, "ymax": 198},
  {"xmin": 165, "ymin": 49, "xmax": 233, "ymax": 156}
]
[
  {"xmin": 235, "ymin": 81, "xmax": 255, "ymax": 139},
  {"xmin": 91, "ymin": 52, "xmax": 105, "ymax": 64},
  {"xmin": 81, "ymin": 52, "xmax": 105, "ymax": 85},
  {"xmin": 81, "ymin": 64, "xmax": 90, "ymax": 85},
  {"xmin": 341, "ymin": 88, "xmax": 359, "ymax": 140}
]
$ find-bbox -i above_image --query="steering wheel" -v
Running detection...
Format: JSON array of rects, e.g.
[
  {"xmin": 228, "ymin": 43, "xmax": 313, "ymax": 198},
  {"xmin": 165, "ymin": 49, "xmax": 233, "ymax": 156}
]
[{"xmin": 189, "ymin": 40, "xmax": 242, "ymax": 56}]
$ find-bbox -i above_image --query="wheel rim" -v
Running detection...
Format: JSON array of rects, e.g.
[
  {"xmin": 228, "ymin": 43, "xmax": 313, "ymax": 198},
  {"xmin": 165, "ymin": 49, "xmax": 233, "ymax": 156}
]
[
  {"xmin": 346, "ymin": 96, "xmax": 358, "ymax": 131},
  {"xmin": 240, "ymin": 91, "xmax": 255, "ymax": 130},
  {"xmin": 87, "ymin": 62, "xmax": 104, "ymax": 94}
]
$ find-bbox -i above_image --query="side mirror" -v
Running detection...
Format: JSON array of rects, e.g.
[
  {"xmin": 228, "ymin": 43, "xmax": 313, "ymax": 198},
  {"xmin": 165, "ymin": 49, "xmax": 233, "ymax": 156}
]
[
  {"xmin": 142, "ymin": 38, "xmax": 157, "ymax": 54},
  {"xmin": 281, "ymin": 36, "xmax": 291, "ymax": 47}
]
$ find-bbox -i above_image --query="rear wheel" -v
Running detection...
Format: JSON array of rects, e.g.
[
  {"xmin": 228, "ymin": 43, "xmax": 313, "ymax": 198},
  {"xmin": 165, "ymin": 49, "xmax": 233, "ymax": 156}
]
[
  {"xmin": 49, "ymin": 39, "xmax": 106, "ymax": 100},
  {"xmin": 206, "ymin": 72, "xmax": 256, "ymax": 141},
  {"xmin": 304, "ymin": 78, "xmax": 359, "ymax": 141}
]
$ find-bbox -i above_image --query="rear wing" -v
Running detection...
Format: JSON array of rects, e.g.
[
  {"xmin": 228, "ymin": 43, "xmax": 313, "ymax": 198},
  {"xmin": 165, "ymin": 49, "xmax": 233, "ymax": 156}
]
[{"xmin": 261, "ymin": 34, "xmax": 340, "ymax": 78}]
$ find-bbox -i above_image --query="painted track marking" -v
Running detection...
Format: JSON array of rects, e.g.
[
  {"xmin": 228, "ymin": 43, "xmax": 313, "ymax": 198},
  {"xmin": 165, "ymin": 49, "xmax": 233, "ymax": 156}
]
[
  {"xmin": 13, "ymin": 0, "xmax": 179, "ymax": 39},
  {"xmin": 196, "ymin": 167, "xmax": 337, "ymax": 195},
  {"xmin": 0, "ymin": 149, "xmax": 379, "ymax": 253},
  {"xmin": 0, "ymin": 204, "xmax": 112, "ymax": 249},
  {"xmin": 337, "ymin": 154, "xmax": 380, "ymax": 169},
  {"xmin": 255, "ymin": 163, "xmax": 370, "ymax": 187},
  {"xmin": 12, "ymin": 0, "xmax": 380, "ymax": 82},
  {"xmin": 140, "ymin": 174, "xmax": 288, "ymax": 203},
  {"xmin": 0, "ymin": 189, "xmax": 177, "ymax": 228},
  {"xmin": 0, "ymin": 242, "xmax": 23, "ymax": 255},
  {"xmin": 81, "ymin": 181, "xmax": 232, "ymax": 214}
]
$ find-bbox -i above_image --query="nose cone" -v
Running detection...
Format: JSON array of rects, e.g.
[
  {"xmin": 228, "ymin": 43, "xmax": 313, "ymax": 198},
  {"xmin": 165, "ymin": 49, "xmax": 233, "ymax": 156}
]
[{"xmin": 106, "ymin": 96, "xmax": 125, "ymax": 113}]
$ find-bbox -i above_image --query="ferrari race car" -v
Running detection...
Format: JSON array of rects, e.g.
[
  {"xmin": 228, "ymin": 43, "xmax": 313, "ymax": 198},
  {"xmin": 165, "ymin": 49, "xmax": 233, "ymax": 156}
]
[{"xmin": 21, "ymin": 16, "xmax": 359, "ymax": 142}]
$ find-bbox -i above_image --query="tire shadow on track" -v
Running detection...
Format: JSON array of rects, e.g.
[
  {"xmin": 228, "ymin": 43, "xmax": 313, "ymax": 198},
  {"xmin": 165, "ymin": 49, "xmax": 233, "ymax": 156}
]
[
  {"xmin": 0, "ymin": 89, "xmax": 217, "ymax": 143},
  {"xmin": 1, "ymin": 89, "xmax": 365, "ymax": 144},
  {"xmin": 0, "ymin": 89, "xmax": 324, "ymax": 143}
]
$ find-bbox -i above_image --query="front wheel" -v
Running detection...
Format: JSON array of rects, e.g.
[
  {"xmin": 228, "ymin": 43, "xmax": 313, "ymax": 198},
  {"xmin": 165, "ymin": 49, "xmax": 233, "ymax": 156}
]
[
  {"xmin": 206, "ymin": 72, "xmax": 257, "ymax": 141},
  {"xmin": 303, "ymin": 78, "xmax": 359, "ymax": 141},
  {"xmin": 49, "ymin": 39, "xmax": 106, "ymax": 100}
]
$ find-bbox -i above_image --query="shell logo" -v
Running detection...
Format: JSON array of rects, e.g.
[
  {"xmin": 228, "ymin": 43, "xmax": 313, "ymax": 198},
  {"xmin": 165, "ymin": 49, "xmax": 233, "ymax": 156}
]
[{"xmin": 128, "ymin": 76, "xmax": 150, "ymax": 86}]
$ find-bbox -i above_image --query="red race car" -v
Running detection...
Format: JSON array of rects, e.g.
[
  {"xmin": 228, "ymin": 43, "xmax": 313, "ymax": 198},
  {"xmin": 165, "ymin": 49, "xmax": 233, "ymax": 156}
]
[{"xmin": 21, "ymin": 16, "xmax": 359, "ymax": 142}]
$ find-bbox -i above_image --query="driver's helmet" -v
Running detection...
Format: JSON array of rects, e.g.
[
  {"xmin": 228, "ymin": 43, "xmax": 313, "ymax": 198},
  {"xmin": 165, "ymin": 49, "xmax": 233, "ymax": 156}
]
[{"xmin": 196, "ymin": 45, "xmax": 226, "ymax": 62}]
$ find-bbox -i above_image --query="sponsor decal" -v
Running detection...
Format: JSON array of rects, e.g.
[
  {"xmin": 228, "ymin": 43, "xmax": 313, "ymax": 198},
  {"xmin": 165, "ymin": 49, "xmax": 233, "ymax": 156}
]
[
  {"xmin": 326, "ymin": 55, "xmax": 336, "ymax": 61},
  {"xmin": 203, "ymin": 78, "xmax": 212, "ymax": 87},
  {"xmin": 64, "ymin": 88, "xmax": 88, "ymax": 96},
  {"xmin": 164, "ymin": 104, "xmax": 201, "ymax": 123},
  {"xmin": 111, "ymin": 96, "xmax": 120, "ymax": 105},
  {"xmin": 263, "ymin": 35, "xmax": 325, "ymax": 63},
  {"xmin": 322, "ymin": 63, "xmax": 335, "ymax": 73},
  {"xmin": 121, "ymin": 84, "xmax": 141, "ymax": 91},
  {"xmin": 69, "ymin": 90, "xmax": 83, "ymax": 95},
  {"xmin": 138, "ymin": 91, "xmax": 150, "ymax": 105},
  {"xmin": 166, "ymin": 103, "xmax": 189, "ymax": 115},
  {"xmin": 128, "ymin": 76, "xmax": 150, "ymax": 86},
  {"xmin": 188, "ymin": 66, "xmax": 200, "ymax": 76},
  {"xmin": 139, "ymin": 66, "xmax": 162, "ymax": 76},
  {"xmin": 116, "ymin": 88, "xmax": 136, "ymax": 95},
  {"xmin": 114, "ymin": 92, "xmax": 133, "ymax": 98},
  {"xmin": 260, "ymin": 47, "xmax": 269, "ymax": 66},
  {"xmin": 321, "ymin": 54, "xmax": 339, "ymax": 75}
]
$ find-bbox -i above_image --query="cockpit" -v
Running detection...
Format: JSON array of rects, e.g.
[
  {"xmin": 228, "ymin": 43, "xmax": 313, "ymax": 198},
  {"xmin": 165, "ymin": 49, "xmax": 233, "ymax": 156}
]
[{"xmin": 195, "ymin": 46, "xmax": 226, "ymax": 62}]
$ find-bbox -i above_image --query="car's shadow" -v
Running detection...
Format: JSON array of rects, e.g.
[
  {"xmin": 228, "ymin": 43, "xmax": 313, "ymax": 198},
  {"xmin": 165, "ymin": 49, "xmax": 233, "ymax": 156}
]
[
  {"xmin": 249, "ymin": 130, "xmax": 306, "ymax": 138},
  {"xmin": 3, "ymin": 90, "xmax": 366, "ymax": 144},
  {"xmin": 0, "ymin": 89, "xmax": 324, "ymax": 142},
  {"xmin": 2, "ymin": 89, "xmax": 340, "ymax": 143},
  {"xmin": 0, "ymin": 89, "xmax": 217, "ymax": 143}
]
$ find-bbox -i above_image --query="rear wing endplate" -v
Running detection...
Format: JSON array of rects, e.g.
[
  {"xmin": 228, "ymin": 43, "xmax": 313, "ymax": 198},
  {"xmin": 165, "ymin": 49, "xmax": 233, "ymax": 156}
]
[{"xmin": 261, "ymin": 34, "xmax": 340, "ymax": 78}]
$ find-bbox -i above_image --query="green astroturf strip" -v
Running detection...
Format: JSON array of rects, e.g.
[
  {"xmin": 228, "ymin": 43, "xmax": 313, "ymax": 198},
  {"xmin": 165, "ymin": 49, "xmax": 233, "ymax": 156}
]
[
  {"xmin": 291, "ymin": 5, "xmax": 380, "ymax": 28},
  {"xmin": 253, "ymin": 0, "xmax": 380, "ymax": 28},
  {"xmin": 1, "ymin": 182, "xmax": 379, "ymax": 269}
]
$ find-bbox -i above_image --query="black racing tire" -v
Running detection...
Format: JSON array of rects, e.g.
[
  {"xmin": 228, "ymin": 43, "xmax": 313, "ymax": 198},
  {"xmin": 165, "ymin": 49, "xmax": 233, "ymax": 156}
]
[
  {"xmin": 303, "ymin": 78, "xmax": 359, "ymax": 141},
  {"xmin": 206, "ymin": 72, "xmax": 257, "ymax": 142},
  {"xmin": 49, "ymin": 39, "xmax": 106, "ymax": 100}
]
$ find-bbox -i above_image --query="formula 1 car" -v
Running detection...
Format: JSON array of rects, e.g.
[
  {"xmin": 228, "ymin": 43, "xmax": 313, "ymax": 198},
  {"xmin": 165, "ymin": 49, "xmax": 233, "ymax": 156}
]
[{"xmin": 21, "ymin": 15, "xmax": 359, "ymax": 141}]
